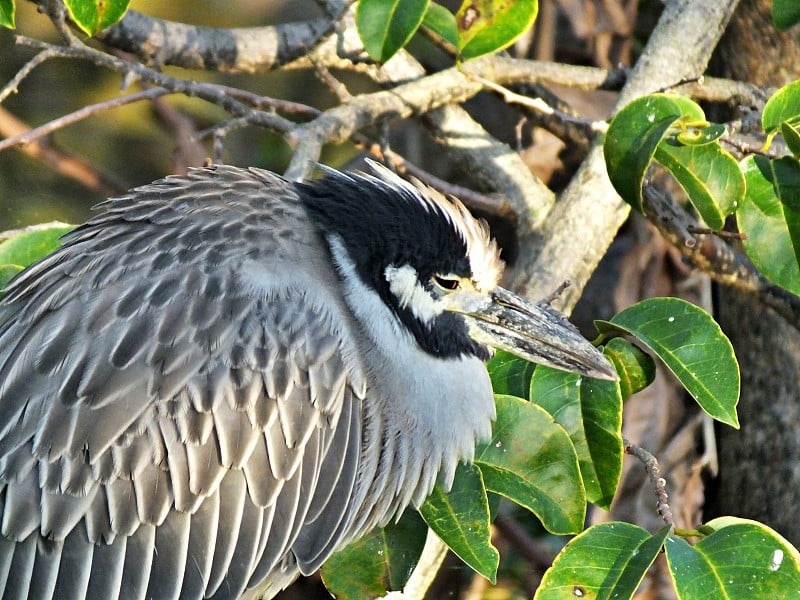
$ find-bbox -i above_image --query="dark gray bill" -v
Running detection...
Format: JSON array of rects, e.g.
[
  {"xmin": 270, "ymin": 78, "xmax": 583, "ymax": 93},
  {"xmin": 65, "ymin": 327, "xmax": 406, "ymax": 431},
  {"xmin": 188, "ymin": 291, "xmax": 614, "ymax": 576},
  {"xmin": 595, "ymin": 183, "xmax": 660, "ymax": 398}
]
[{"xmin": 466, "ymin": 287, "xmax": 618, "ymax": 381}]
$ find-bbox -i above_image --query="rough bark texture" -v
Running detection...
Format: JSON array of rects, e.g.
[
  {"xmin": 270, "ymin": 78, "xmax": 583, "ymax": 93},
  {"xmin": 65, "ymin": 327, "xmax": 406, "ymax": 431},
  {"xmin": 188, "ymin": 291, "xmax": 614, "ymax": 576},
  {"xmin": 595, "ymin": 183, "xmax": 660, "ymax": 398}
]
[{"xmin": 710, "ymin": 0, "xmax": 800, "ymax": 545}]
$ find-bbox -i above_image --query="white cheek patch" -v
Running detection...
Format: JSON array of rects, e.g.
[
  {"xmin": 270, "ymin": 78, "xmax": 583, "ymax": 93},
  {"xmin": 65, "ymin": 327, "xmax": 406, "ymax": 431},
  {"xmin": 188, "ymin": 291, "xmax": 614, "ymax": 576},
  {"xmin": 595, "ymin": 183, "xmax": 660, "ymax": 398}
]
[{"xmin": 385, "ymin": 264, "xmax": 443, "ymax": 324}]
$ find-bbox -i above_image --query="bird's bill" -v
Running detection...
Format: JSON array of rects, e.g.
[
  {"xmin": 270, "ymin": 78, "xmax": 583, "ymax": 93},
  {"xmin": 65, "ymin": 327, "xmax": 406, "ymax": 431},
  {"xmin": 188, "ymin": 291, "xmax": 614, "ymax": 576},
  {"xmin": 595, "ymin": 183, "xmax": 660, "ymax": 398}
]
[{"xmin": 460, "ymin": 286, "xmax": 619, "ymax": 381}]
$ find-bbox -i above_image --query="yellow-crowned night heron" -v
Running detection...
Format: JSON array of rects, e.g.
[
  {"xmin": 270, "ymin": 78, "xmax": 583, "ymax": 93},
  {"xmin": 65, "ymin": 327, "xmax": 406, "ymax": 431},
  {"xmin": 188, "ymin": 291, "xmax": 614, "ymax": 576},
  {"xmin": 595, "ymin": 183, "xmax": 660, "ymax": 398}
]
[{"xmin": 0, "ymin": 163, "xmax": 616, "ymax": 599}]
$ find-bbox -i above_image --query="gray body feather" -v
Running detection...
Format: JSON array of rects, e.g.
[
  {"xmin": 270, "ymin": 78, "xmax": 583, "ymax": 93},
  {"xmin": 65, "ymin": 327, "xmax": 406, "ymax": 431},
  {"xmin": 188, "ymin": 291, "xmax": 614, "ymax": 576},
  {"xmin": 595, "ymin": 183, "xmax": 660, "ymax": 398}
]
[{"xmin": 0, "ymin": 166, "xmax": 495, "ymax": 599}]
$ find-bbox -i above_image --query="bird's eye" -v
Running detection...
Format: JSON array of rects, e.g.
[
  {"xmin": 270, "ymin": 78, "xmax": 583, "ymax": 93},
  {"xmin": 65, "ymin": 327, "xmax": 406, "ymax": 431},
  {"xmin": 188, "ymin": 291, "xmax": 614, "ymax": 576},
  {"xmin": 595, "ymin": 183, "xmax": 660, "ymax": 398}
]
[{"xmin": 433, "ymin": 275, "xmax": 461, "ymax": 291}]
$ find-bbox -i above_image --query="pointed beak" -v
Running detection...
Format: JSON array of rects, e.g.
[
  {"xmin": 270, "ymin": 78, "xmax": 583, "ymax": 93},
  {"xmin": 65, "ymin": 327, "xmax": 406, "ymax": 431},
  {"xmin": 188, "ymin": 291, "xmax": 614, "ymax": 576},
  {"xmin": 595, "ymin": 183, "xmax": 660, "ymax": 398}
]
[{"xmin": 460, "ymin": 287, "xmax": 618, "ymax": 381}]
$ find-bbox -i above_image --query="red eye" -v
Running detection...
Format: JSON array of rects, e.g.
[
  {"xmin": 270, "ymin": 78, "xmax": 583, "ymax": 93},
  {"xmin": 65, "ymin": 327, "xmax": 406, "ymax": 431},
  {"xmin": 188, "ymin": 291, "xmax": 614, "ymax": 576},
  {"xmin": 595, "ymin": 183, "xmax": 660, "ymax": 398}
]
[{"xmin": 434, "ymin": 276, "xmax": 460, "ymax": 291}]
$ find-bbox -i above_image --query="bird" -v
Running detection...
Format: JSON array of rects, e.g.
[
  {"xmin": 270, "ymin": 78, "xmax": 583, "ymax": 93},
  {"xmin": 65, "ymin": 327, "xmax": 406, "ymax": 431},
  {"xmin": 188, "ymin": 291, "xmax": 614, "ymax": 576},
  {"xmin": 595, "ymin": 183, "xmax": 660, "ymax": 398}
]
[{"xmin": 0, "ymin": 162, "xmax": 616, "ymax": 599}]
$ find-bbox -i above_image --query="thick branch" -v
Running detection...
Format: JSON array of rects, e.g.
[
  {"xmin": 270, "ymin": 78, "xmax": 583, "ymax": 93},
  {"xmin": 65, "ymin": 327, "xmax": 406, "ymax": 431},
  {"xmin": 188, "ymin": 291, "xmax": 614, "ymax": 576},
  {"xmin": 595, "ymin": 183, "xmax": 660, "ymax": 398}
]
[
  {"xmin": 95, "ymin": 2, "xmax": 350, "ymax": 73},
  {"xmin": 513, "ymin": 0, "xmax": 742, "ymax": 311}
]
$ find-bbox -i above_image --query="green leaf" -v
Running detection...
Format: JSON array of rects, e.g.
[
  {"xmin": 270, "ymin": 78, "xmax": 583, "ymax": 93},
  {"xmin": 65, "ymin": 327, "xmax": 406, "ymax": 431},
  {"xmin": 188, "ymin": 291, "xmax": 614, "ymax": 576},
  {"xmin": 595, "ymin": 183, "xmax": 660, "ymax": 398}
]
[
  {"xmin": 419, "ymin": 462, "xmax": 498, "ymax": 581},
  {"xmin": 321, "ymin": 511, "xmax": 427, "ymax": 598},
  {"xmin": 0, "ymin": 225, "xmax": 72, "ymax": 271},
  {"xmin": 772, "ymin": 0, "xmax": 800, "ymax": 32},
  {"xmin": 597, "ymin": 298, "xmax": 740, "ymax": 428},
  {"xmin": 739, "ymin": 155, "xmax": 800, "ymax": 295},
  {"xmin": 63, "ymin": 0, "xmax": 130, "ymax": 35},
  {"xmin": 486, "ymin": 349, "xmax": 535, "ymax": 398},
  {"xmin": 602, "ymin": 337, "xmax": 656, "ymax": 399},
  {"xmin": 653, "ymin": 139, "xmax": 744, "ymax": 230},
  {"xmin": 665, "ymin": 519, "xmax": 800, "ymax": 599},
  {"xmin": 421, "ymin": 2, "xmax": 458, "ymax": 46},
  {"xmin": 0, "ymin": 0, "xmax": 15, "ymax": 29},
  {"xmin": 530, "ymin": 368, "xmax": 623, "ymax": 509},
  {"xmin": 604, "ymin": 94, "xmax": 705, "ymax": 213},
  {"xmin": 356, "ymin": 0, "xmax": 429, "ymax": 62},
  {"xmin": 455, "ymin": 0, "xmax": 538, "ymax": 61},
  {"xmin": 676, "ymin": 123, "xmax": 726, "ymax": 146},
  {"xmin": 535, "ymin": 523, "xmax": 670, "ymax": 600},
  {"xmin": 476, "ymin": 395, "xmax": 585, "ymax": 534},
  {"xmin": 762, "ymin": 80, "xmax": 800, "ymax": 135},
  {"xmin": 782, "ymin": 121, "xmax": 800, "ymax": 158}
]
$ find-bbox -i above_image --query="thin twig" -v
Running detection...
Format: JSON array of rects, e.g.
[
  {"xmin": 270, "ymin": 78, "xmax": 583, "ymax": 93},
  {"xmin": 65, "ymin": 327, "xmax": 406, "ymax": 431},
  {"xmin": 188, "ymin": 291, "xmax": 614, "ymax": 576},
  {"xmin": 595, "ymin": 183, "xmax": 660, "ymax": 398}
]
[
  {"xmin": 624, "ymin": 438, "xmax": 675, "ymax": 527},
  {"xmin": 14, "ymin": 36, "xmax": 296, "ymax": 137},
  {"xmin": 471, "ymin": 74, "xmax": 609, "ymax": 134},
  {"xmin": 0, "ymin": 88, "xmax": 170, "ymax": 153},
  {"xmin": 0, "ymin": 48, "xmax": 59, "ymax": 103},
  {"xmin": 0, "ymin": 106, "xmax": 124, "ymax": 195}
]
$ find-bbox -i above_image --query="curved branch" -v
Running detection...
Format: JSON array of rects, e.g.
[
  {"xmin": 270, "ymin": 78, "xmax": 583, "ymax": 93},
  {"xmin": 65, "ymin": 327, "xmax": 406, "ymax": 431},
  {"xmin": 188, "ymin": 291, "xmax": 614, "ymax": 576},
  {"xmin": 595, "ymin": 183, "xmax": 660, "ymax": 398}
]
[{"xmin": 94, "ymin": 2, "xmax": 350, "ymax": 73}]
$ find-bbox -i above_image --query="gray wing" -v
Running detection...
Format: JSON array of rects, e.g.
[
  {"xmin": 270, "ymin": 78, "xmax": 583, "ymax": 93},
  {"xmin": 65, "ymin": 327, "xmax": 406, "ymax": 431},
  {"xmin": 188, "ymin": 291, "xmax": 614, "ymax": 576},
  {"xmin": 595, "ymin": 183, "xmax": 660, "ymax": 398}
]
[{"xmin": 0, "ymin": 166, "xmax": 369, "ymax": 600}]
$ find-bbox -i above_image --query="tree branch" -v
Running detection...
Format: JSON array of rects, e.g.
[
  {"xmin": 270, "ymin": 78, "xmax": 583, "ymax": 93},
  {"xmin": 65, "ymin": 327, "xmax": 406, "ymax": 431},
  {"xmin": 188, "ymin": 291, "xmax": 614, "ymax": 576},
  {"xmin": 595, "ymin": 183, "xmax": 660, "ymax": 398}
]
[{"xmin": 92, "ymin": 2, "xmax": 351, "ymax": 73}]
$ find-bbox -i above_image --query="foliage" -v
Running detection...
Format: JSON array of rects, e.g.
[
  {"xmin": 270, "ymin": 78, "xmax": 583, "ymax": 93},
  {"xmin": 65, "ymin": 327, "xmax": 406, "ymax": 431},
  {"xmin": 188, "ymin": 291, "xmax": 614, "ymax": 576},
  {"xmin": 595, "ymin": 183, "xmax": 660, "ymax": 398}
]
[
  {"xmin": 356, "ymin": 0, "xmax": 538, "ymax": 62},
  {"xmin": 604, "ymin": 82, "xmax": 800, "ymax": 298}
]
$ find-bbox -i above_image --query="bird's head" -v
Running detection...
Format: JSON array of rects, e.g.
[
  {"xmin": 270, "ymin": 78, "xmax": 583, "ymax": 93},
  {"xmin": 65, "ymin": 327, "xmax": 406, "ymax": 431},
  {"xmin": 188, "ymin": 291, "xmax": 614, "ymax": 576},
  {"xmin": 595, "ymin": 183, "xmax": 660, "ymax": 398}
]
[{"xmin": 298, "ymin": 162, "xmax": 618, "ymax": 381}]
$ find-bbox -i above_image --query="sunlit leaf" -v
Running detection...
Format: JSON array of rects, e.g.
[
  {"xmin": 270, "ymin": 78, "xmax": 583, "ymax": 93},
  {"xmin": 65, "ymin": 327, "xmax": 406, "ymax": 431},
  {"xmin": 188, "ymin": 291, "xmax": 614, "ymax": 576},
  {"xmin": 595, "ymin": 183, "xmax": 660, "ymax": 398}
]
[
  {"xmin": 476, "ymin": 395, "xmax": 585, "ymax": 533},
  {"xmin": 604, "ymin": 94, "xmax": 705, "ymax": 213},
  {"xmin": 597, "ymin": 298, "xmax": 740, "ymax": 427},
  {"xmin": 321, "ymin": 511, "xmax": 427, "ymax": 598},
  {"xmin": 535, "ymin": 523, "xmax": 669, "ymax": 600},
  {"xmin": 0, "ymin": 225, "xmax": 72, "ymax": 270},
  {"xmin": 421, "ymin": 2, "xmax": 458, "ymax": 46},
  {"xmin": 530, "ymin": 368, "xmax": 623, "ymax": 509},
  {"xmin": 762, "ymin": 80, "xmax": 800, "ymax": 135},
  {"xmin": 419, "ymin": 462, "xmax": 498, "ymax": 581},
  {"xmin": 455, "ymin": 0, "xmax": 538, "ymax": 61},
  {"xmin": 602, "ymin": 337, "xmax": 656, "ymax": 399},
  {"xmin": 739, "ymin": 155, "xmax": 800, "ymax": 295},
  {"xmin": 64, "ymin": 0, "xmax": 131, "ymax": 35},
  {"xmin": 0, "ymin": 265, "xmax": 23, "ymax": 291},
  {"xmin": 665, "ymin": 519, "xmax": 800, "ymax": 598},
  {"xmin": 356, "ymin": 0, "xmax": 429, "ymax": 62}
]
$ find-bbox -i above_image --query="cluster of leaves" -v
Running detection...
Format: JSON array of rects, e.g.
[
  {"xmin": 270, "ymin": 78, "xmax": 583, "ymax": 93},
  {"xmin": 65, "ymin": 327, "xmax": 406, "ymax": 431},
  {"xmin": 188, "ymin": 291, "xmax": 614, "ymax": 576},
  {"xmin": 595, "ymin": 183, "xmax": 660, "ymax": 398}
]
[
  {"xmin": 320, "ymin": 299, "xmax": 797, "ymax": 598},
  {"xmin": 604, "ymin": 82, "xmax": 800, "ymax": 297},
  {"xmin": 356, "ymin": 0, "xmax": 538, "ymax": 63}
]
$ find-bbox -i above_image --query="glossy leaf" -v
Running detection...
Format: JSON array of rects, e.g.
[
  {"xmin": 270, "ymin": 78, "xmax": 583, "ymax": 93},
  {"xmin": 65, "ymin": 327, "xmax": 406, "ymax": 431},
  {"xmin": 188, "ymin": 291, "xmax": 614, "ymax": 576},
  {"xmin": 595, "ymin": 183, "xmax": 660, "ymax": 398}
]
[
  {"xmin": 535, "ymin": 523, "xmax": 669, "ymax": 600},
  {"xmin": 665, "ymin": 519, "xmax": 800, "ymax": 598},
  {"xmin": 421, "ymin": 2, "xmax": 458, "ymax": 46},
  {"xmin": 739, "ymin": 155, "xmax": 800, "ymax": 295},
  {"xmin": 321, "ymin": 511, "xmax": 427, "ymax": 598},
  {"xmin": 602, "ymin": 337, "xmax": 656, "ymax": 399},
  {"xmin": 762, "ymin": 80, "xmax": 800, "ymax": 135},
  {"xmin": 476, "ymin": 394, "xmax": 585, "ymax": 534},
  {"xmin": 772, "ymin": 0, "xmax": 800, "ymax": 30},
  {"xmin": 654, "ymin": 139, "xmax": 744, "ymax": 230},
  {"xmin": 604, "ymin": 94, "xmax": 705, "ymax": 213},
  {"xmin": 530, "ymin": 367, "xmax": 623, "ymax": 509},
  {"xmin": 455, "ymin": 0, "xmax": 538, "ymax": 61},
  {"xmin": 64, "ymin": 0, "xmax": 131, "ymax": 35},
  {"xmin": 0, "ymin": 0, "xmax": 14, "ymax": 29},
  {"xmin": 486, "ymin": 350, "xmax": 535, "ymax": 398},
  {"xmin": 597, "ymin": 298, "xmax": 740, "ymax": 427},
  {"xmin": 356, "ymin": 0, "xmax": 429, "ymax": 62},
  {"xmin": 419, "ymin": 462, "xmax": 498, "ymax": 581}
]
